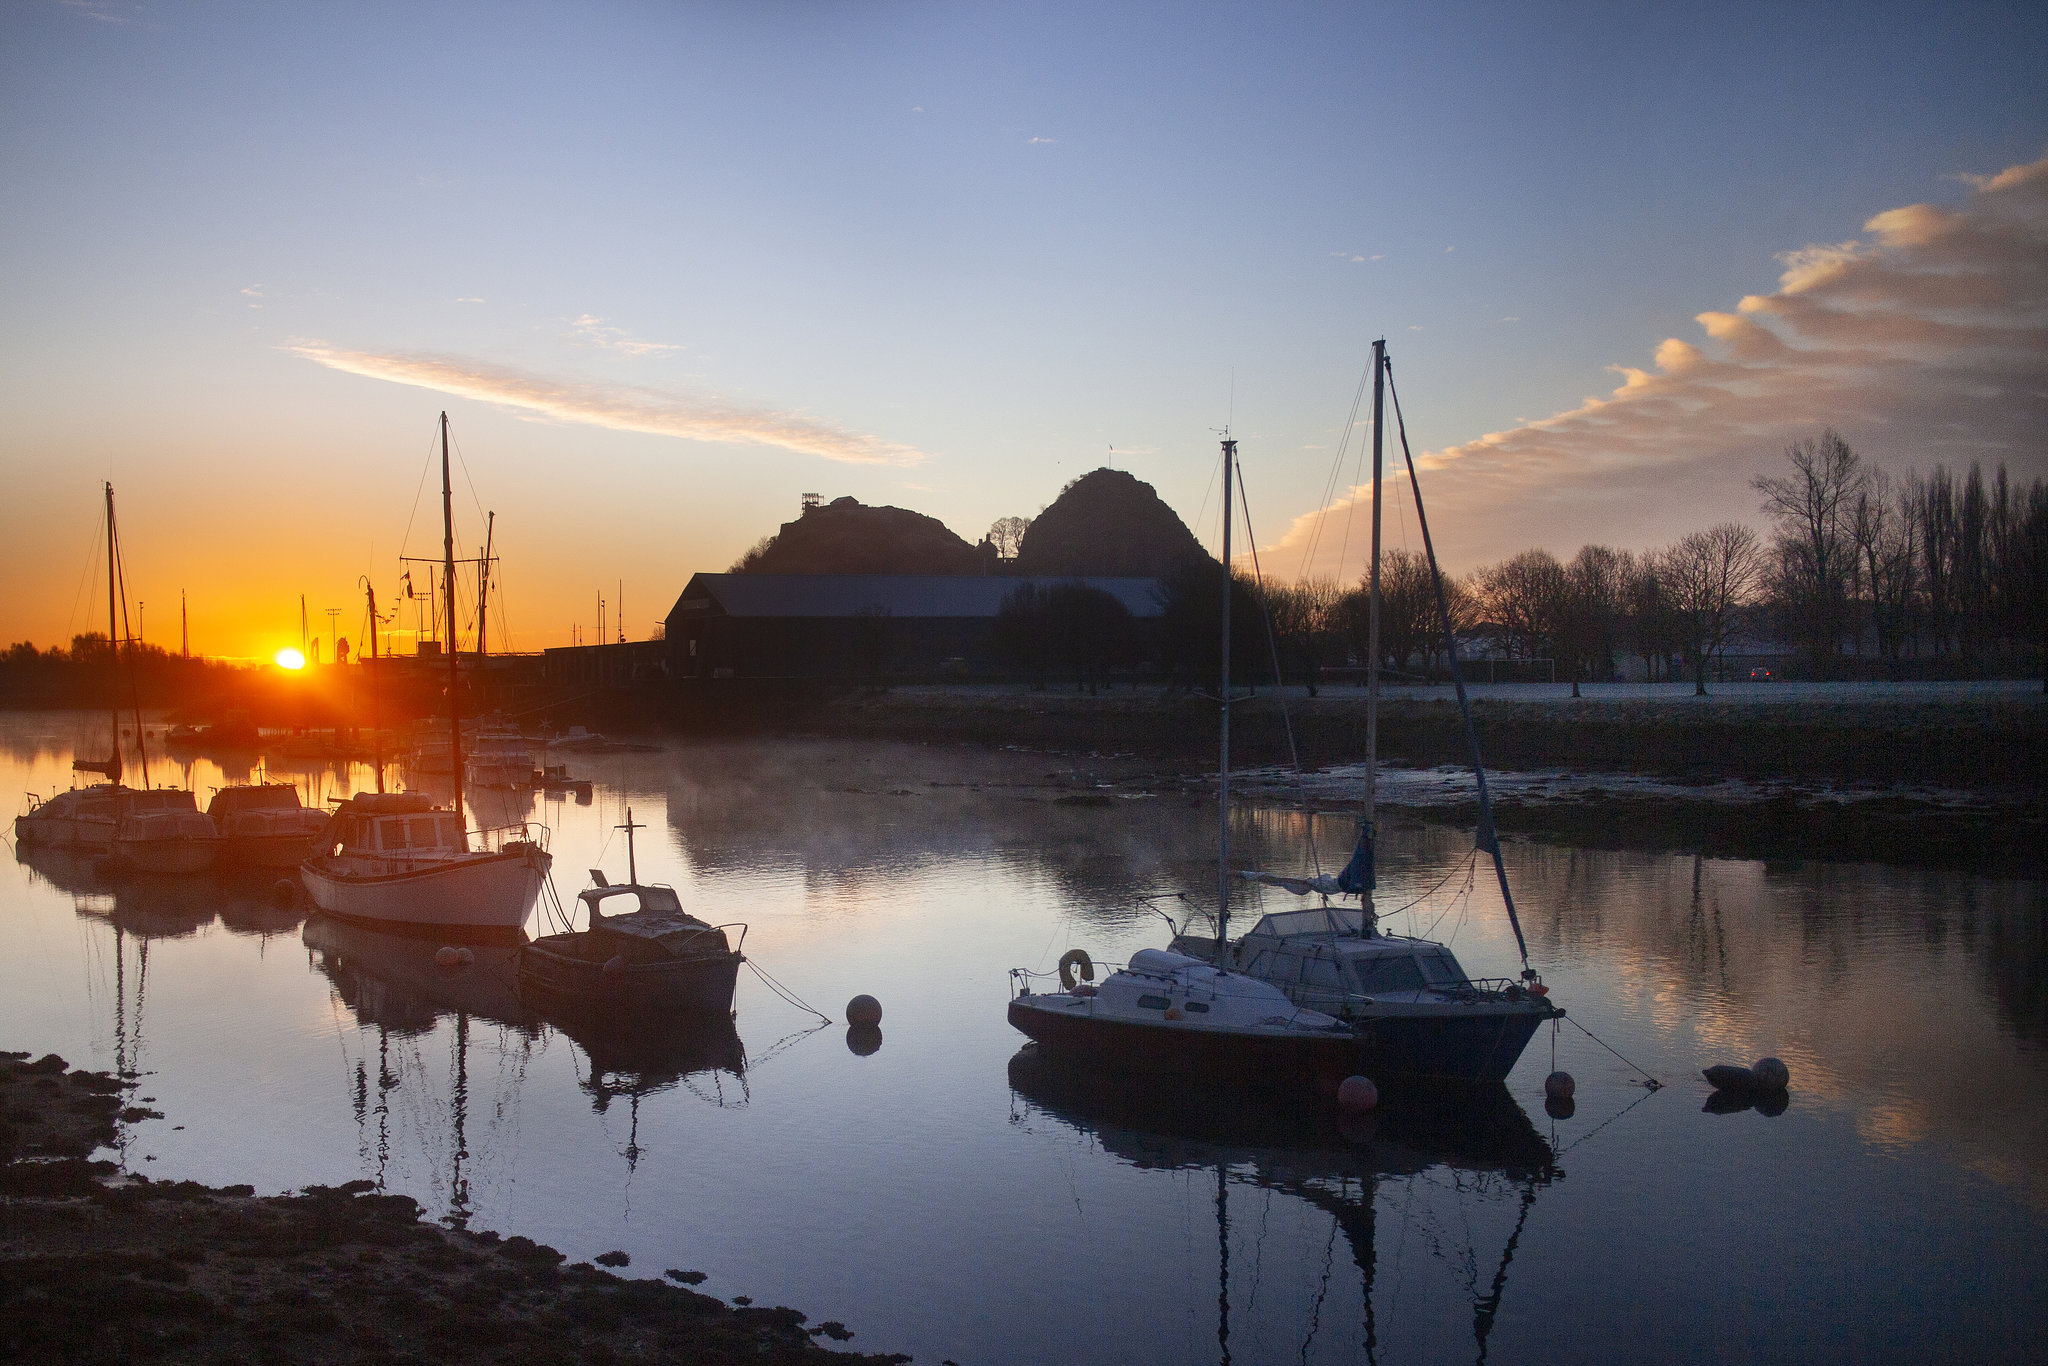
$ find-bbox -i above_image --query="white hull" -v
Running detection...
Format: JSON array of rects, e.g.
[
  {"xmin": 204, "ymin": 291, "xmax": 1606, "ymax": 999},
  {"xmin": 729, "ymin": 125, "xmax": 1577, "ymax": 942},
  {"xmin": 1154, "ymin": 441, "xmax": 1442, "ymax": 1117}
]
[
  {"xmin": 301, "ymin": 849, "xmax": 550, "ymax": 931},
  {"xmin": 113, "ymin": 836, "xmax": 220, "ymax": 874},
  {"xmin": 223, "ymin": 831, "xmax": 328, "ymax": 869},
  {"xmin": 16, "ymin": 813, "xmax": 115, "ymax": 851}
]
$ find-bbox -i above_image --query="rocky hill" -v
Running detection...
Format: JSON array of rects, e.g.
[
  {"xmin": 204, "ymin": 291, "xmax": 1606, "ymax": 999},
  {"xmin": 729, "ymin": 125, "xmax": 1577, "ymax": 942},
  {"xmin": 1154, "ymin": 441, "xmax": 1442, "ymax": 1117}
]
[
  {"xmin": 1014, "ymin": 468, "xmax": 1208, "ymax": 577},
  {"xmin": 731, "ymin": 496, "xmax": 989, "ymax": 574}
]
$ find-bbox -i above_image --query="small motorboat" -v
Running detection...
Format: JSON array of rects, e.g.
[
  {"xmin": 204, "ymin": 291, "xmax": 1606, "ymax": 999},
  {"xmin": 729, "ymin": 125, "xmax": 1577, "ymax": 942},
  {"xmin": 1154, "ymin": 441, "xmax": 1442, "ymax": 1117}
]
[
  {"xmin": 208, "ymin": 783, "xmax": 330, "ymax": 869},
  {"xmin": 110, "ymin": 792, "xmax": 221, "ymax": 874},
  {"xmin": 520, "ymin": 810, "xmax": 744, "ymax": 1016},
  {"xmin": 1008, "ymin": 947, "xmax": 1362, "ymax": 1086}
]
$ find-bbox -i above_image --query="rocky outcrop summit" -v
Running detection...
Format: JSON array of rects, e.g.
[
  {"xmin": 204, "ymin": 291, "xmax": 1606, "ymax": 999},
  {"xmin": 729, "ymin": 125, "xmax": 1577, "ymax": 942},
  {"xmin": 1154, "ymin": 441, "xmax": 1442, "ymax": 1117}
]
[
  {"xmin": 1014, "ymin": 469, "xmax": 1207, "ymax": 577},
  {"xmin": 732, "ymin": 496, "xmax": 987, "ymax": 575}
]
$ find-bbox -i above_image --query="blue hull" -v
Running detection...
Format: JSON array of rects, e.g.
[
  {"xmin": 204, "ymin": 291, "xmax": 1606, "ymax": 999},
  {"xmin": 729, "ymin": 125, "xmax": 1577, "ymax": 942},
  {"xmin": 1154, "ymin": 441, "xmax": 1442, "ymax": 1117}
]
[{"xmin": 1351, "ymin": 1007, "xmax": 1554, "ymax": 1084}]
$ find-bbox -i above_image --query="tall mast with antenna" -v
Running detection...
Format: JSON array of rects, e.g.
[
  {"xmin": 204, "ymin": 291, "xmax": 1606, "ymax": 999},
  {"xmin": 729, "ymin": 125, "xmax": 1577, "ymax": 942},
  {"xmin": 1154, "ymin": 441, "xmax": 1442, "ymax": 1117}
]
[
  {"xmin": 1217, "ymin": 435, "xmax": 1235, "ymax": 961},
  {"xmin": 442, "ymin": 412, "xmax": 464, "ymax": 830},
  {"xmin": 363, "ymin": 576, "xmax": 385, "ymax": 794},
  {"xmin": 1363, "ymin": 339, "xmax": 1385, "ymax": 933}
]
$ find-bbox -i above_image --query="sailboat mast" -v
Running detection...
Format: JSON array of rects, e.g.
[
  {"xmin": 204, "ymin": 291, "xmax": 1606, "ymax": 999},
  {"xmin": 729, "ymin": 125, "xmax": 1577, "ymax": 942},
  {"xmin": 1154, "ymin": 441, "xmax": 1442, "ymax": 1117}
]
[
  {"xmin": 1363, "ymin": 339, "xmax": 1386, "ymax": 929},
  {"xmin": 103, "ymin": 482, "xmax": 123, "ymax": 782},
  {"xmin": 442, "ymin": 412, "xmax": 464, "ymax": 827},
  {"xmin": 1217, "ymin": 436, "xmax": 1235, "ymax": 957},
  {"xmin": 364, "ymin": 576, "xmax": 385, "ymax": 794},
  {"xmin": 475, "ymin": 511, "xmax": 494, "ymax": 713}
]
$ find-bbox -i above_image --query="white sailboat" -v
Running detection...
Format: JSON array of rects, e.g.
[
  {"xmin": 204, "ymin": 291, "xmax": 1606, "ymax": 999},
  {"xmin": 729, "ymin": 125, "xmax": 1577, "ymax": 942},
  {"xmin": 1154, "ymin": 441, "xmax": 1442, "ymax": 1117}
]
[
  {"xmin": 1177, "ymin": 341, "xmax": 1561, "ymax": 1084},
  {"xmin": 301, "ymin": 414, "xmax": 552, "ymax": 934},
  {"xmin": 1009, "ymin": 436, "xmax": 1366, "ymax": 1086}
]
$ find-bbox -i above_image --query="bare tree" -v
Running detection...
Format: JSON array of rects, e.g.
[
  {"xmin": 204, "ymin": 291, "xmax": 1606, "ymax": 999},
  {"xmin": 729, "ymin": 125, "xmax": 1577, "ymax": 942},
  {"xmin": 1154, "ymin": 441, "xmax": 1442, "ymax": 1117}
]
[
  {"xmin": 986, "ymin": 516, "xmax": 1032, "ymax": 560},
  {"xmin": 1850, "ymin": 468, "xmax": 1915, "ymax": 671},
  {"xmin": 1555, "ymin": 545, "xmax": 1629, "ymax": 697},
  {"xmin": 1475, "ymin": 549, "xmax": 1566, "ymax": 664},
  {"xmin": 1754, "ymin": 429, "xmax": 1863, "ymax": 674},
  {"xmin": 1662, "ymin": 524, "xmax": 1766, "ymax": 696},
  {"xmin": 1263, "ymin": 577, "xmax": 1342, "ymax": 694}
]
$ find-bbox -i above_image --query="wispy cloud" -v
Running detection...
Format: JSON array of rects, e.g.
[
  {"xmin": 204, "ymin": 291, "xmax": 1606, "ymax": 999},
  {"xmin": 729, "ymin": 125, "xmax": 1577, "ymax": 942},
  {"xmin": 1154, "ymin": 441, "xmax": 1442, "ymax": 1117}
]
[
  {"xmin": 287, "ymin": 345, "xmax": 926, "ymax": 467},
  {"xmin": 455, "ymin": 296, "xmax": 485, "ymax": 304},
  {"xmin": 1027, "ymin": 136, "xmax": 1056, "ymax": 145},
  {"xmin": 565, "ymin": 314, "xmax": 678, "ymax": 356},
  {"xmin": 1270, "ymin": 152, "xmax": 2048, "ymax": 576}
]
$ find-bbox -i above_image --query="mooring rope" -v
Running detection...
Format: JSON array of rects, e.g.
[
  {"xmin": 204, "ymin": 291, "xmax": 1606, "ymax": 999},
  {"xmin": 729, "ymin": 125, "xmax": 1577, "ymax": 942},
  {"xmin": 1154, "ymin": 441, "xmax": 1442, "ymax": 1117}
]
[
  {"xmin": 743, "ymin": 958, "xmax": 832, "ymax": 1024},
  {"xmin": 1561, "ymin": 1013, "xmax": 1662, "ymax": 1087}
]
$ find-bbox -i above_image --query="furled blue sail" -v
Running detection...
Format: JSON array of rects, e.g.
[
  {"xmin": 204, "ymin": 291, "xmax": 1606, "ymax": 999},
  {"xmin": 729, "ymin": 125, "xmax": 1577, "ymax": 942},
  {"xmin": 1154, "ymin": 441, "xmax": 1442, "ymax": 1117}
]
[{"xmin": 1335, "ymin": 822, "xmax": 1376, "ymax": 895}]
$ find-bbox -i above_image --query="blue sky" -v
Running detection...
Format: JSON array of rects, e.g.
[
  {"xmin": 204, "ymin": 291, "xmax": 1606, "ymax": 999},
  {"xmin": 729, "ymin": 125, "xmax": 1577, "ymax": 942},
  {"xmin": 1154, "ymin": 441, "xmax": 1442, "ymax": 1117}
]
[{"xmin": 3, "ymin": 1, "xmax": 2043, "ymax": 656}]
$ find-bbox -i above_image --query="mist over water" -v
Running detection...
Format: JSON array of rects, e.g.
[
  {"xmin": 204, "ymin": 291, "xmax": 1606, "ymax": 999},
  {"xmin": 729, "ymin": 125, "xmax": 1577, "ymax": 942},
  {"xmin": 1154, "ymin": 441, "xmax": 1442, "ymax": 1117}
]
[{"xmin": 3, "ymin": 713, "xmax": 2043, "ymax": 1363}]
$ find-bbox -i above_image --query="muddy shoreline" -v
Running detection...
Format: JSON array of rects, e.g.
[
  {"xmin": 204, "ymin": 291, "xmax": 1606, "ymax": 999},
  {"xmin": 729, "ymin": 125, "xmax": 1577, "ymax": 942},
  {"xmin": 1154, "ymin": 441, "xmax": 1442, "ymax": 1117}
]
[{"xmin": 0, "ymin": 1052, "xmax": 910, "ymax": 1365}]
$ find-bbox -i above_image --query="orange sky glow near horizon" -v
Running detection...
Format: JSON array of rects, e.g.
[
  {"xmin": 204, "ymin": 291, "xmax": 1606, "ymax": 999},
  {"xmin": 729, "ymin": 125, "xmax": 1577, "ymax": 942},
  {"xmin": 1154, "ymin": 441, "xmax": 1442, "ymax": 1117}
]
[{"xmin": 2, "ymin": 6, "xmax": 2040, "ymax": 661}]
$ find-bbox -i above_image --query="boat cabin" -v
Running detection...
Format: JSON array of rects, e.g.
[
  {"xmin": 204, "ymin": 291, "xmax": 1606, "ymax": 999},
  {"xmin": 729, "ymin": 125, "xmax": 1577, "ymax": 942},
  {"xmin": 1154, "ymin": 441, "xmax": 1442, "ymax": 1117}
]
[
  {"xmin": 576, "ymin": 878, "xmax": 735, "ymax": 960},
  {"xmin": 207, "ymin": 783, "xmax": 306, "ymax": 822},
  {"xmin": 326, "ymin": 792, "xmax": 469, "ymax": 863},
  {"xmin": 1228, "ymin": 908, "xmax": 1482, "ymax": 1015}
]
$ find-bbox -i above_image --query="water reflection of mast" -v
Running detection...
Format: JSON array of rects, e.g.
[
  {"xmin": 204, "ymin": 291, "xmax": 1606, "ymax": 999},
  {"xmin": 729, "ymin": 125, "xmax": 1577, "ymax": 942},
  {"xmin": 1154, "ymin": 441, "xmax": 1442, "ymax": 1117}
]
[{"xmin": 449, "ymin": 1011, "xmax": 472, "ymax": 1228}]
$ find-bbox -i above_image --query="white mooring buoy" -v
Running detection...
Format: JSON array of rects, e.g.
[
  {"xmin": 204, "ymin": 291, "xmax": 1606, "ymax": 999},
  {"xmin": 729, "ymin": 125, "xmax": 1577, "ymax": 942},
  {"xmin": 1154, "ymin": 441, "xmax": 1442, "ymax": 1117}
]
[
  {"xmin": 433, "ymin": 946, "xmax": 461, "ymax": 969},
  {"xmin": 1751, "ymin": 1057, "xmax": 1790, "ymax": 1090},
  {"xmin": 1337, "ymin": 1075, "xmax": 1379, "ymax": 1113},
  {"xmin": 1544, "ymin": 1071, "xmax": 1576, "ymax": 1100},
  {"xmin": 846, "ymin": 994, "xmax": 883, "ymax": 1027}
]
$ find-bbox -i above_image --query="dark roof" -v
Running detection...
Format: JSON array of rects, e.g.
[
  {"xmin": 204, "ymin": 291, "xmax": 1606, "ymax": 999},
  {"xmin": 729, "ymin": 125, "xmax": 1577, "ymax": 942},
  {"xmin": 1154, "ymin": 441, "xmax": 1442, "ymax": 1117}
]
[{"xmin": 668, "ymin": 574, "xmax": 1166, "ymax": 621}]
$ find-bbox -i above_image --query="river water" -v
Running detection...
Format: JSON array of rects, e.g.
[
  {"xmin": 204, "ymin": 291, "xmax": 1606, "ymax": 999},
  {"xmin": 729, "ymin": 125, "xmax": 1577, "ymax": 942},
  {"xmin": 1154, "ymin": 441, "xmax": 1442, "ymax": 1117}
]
[{"xmin": 3, "ymin": 713, "xmax": 2043, "ymax": 1363}]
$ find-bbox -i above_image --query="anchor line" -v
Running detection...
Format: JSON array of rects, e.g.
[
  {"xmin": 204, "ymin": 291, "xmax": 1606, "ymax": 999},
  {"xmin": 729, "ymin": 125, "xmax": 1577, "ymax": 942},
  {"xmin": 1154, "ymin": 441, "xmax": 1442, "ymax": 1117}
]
[
  {"xmin": 1562, "ymin": 1014, "xmax": 1662, "ymax": 1087},
  {"xmin": 743, "ymin": 957, "xmax": 833, "ymax": 1025}
]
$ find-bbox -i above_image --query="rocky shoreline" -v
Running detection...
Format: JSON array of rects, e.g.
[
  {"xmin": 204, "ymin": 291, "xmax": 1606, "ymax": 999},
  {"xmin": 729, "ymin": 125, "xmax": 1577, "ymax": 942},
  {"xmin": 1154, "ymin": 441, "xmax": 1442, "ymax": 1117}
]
[{"xmin": 0, "ymin": 1052, "xmax": 909, "ymax": 1365}]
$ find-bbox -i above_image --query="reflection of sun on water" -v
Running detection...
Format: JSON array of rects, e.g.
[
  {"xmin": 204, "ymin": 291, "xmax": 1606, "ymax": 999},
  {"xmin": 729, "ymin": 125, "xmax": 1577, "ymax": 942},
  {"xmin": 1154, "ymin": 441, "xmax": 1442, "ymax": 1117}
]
[{"xmin": 274, "ymin": 648, "xmax": 305, "ymax": 670}]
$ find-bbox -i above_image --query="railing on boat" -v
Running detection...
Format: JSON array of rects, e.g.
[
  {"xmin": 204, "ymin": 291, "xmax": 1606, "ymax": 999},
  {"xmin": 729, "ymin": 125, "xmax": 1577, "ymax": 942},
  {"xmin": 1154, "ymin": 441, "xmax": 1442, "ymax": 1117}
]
[{"xmin": 472, "ymin": 820, "xmax": 550, "ymax": 854}]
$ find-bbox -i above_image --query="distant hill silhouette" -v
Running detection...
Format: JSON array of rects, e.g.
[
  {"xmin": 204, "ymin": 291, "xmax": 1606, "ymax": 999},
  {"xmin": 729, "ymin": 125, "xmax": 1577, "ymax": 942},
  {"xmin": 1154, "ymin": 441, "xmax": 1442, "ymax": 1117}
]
[
  {"xmin": 1014, "ymin": 468, "xmax": 1208, "ymax": 577},
  {"xmin": 731, "ymin": 496, "xmax": 988, "ymax": 574}
]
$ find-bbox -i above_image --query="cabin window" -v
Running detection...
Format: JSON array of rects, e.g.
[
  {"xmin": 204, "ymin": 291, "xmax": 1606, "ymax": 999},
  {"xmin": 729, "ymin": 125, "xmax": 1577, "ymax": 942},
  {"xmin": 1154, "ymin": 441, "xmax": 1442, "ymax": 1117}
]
[
  {"xmin": 1415, "ymin": 950, "xmax": 1467, "ymax": 987},
  {"xmin": 378, "ymin": 820, "xmax": 409, "ymax": 850},
  {"xmin": 1298, "ymin": 956, "xmax": 1343, "ymax": 991},
  {"xmin": 1136, "ymin": 994, "xmax": 1172, "ymax": 1010},
  {"xmin": 1353, "ymin": 956, "xmax": 1426, "ymax": 995},
  {"xmin": 1184, "ymin": 1001, "xmax": 1211, "ymax": 1014}
]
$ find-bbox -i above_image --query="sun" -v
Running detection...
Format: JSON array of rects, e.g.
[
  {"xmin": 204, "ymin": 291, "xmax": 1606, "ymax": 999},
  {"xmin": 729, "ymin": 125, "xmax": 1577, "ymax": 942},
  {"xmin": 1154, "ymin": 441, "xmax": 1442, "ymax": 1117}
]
[{"xmin": 274, "ymin": 648, "xmax": 306, "ymax": 670}]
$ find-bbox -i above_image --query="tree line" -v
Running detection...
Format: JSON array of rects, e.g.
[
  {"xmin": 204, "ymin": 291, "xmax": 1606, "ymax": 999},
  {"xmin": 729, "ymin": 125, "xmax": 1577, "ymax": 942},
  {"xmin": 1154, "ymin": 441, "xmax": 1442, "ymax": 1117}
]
[{"xmin": 1253, "ymin": 435, "xmax": 2046, "ymax": 694}]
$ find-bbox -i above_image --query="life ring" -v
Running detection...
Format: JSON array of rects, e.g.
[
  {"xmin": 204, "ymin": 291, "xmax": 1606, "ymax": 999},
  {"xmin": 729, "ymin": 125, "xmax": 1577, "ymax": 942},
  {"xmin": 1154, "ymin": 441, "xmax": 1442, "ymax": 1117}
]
[{"xmin": 1058, "ymin": 949, "xmax": 1096, "ymax": 992}]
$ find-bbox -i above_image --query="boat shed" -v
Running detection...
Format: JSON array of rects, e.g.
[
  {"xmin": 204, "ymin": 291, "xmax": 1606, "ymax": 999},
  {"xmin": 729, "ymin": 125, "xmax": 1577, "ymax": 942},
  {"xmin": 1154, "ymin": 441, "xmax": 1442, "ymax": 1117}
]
[{"xmin": 665, "ymin": 573, "xmax": 1166, "ymax": 679}]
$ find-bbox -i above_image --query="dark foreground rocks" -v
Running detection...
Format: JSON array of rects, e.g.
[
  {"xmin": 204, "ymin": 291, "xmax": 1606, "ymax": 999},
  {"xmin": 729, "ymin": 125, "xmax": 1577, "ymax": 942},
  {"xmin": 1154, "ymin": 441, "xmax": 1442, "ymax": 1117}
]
[{"xmin": 0, "ymin": 1052, "xmax": 907, "ymax": 1366}]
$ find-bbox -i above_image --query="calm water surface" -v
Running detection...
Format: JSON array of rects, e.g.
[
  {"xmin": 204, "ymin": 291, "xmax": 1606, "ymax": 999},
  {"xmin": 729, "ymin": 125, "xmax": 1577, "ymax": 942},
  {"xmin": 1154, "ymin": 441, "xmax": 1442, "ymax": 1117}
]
[{"xmin": 3, "ymin": 713, "xmax": 2043, "ymax": 1363}]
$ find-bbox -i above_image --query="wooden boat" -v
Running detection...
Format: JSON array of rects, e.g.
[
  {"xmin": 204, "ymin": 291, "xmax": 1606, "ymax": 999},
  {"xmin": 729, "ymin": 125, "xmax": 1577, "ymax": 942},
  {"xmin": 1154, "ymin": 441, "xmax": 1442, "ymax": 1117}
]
[
  {"xmin": 300, "ymin": 414, "xmax": 552, "ymax": 935},
  {"xmin": 302, "ymin": 791, "xmax": 550, "ymax": 933},
  {"xmin": 207, "ymin": 783, "xmax": 330, "ymax": 869},
  {"xmin": 520, "ymin": 811, "xmax": 743, "ymax": 1016}
]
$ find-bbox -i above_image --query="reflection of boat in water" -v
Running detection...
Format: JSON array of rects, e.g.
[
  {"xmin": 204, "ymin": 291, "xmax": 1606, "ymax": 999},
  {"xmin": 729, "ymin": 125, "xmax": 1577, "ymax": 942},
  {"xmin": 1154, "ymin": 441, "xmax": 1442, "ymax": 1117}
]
[
  {"xmin": 1009, "ymin": 1042, "xmax": 1557, "ymax": 1364},
  {"xmin": 17, "ymin": 843, "xmax": 223, "ymax": 939},
  {"xmin": 303, "ymin": 913, "xmax": 536, "ymax": 1034}
]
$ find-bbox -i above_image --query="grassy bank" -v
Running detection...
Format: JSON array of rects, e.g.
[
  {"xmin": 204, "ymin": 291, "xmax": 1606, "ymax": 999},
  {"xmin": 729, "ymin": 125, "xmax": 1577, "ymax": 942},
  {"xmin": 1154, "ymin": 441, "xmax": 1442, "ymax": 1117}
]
[
  {"xmin": 0, "ymin": 1052, "xmax": 906, "ymax": 1366},
  {"xmin": 789, "ymin": 686, "xmax": 2047, "ymax": 788}
]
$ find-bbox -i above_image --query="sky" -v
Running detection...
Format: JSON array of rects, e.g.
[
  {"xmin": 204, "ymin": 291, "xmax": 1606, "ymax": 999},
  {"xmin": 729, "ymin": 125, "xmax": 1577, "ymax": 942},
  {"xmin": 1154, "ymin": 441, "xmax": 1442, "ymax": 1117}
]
[{"xmin": 1, "ymin": 0, "xmax": 2043, "ymax": 660}]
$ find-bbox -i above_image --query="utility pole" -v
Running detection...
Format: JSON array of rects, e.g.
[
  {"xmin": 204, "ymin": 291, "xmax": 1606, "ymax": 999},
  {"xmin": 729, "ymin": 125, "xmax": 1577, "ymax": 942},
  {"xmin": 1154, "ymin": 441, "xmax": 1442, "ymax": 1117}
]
[
  {"xmin": 618, "ymin": 579, "xmax": 625, "ymax": 644},
  {"xmin": 181, "ymin": 591, "xmax": 188, "ymax": 659}
]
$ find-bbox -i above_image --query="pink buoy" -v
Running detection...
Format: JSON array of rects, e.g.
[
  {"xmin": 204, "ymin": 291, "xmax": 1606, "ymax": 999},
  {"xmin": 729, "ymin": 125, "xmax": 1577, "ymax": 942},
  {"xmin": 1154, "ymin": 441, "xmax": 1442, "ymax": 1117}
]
[
  {"xmin": 1337, "ymin": 1075, "xmax": 1379, "ymax": 1113},
  {"xmin": 433, "ymin": 946, "xmax": 462, "ymax": 969},
  {"xmin": 1751, "ymin": 1057, "xmax": 1790, "ymax": 1090},
  {"xmin": 1544, "ymin": 1071, "xmax": 1576, "ymax": 1100},
  {"xmin": 846, "ymin": 995, "xmax": 883, "ymax": 1027},
  {"xmin": 455, "ymin": 946, "xmax": 476, "ymax": 967},
  {"xmin": 602, "ymin": 954, "xmax": 629, "ymax": 979}
]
